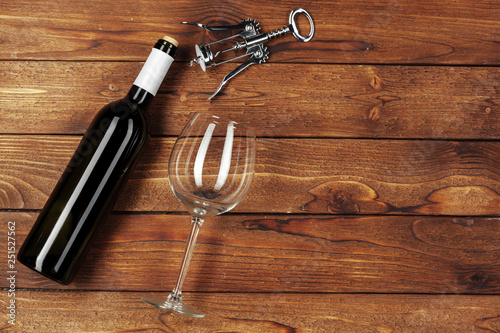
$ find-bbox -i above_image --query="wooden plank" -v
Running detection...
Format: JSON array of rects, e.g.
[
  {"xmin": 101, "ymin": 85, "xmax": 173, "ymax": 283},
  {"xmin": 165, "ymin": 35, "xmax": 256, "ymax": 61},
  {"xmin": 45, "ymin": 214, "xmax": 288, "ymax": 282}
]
[
  {"xmin": 1, "ymin": 291, "xmax": 499, "ymax": 332},
  {"xmin": 1, "ymin": 61, "xmax": 499, "ymax": 139},
  {"xmin": 1, "ymin": 0, "xmax": 499, "ymax": 64},
  {"xmin": 3, "ymin": 212, "xmax": 499, "ymax": 292},
  {"xmin": 1, "ymin": 136, "xmax": 500, "ymax": 215}
]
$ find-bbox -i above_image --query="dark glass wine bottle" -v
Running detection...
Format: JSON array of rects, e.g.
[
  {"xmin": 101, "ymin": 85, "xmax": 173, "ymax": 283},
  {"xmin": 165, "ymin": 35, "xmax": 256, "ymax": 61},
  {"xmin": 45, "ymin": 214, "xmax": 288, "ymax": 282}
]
[{"xmin": 18, "ymin": 36, "xmax": 178, "ymax": 284}]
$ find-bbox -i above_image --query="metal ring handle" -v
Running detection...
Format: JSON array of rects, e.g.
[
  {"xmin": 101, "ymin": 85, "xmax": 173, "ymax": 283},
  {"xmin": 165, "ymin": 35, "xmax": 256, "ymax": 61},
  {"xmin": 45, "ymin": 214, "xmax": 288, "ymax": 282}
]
[{"xmin": 289, "ymin": 8, "xmax": 315, "ymax": 42}]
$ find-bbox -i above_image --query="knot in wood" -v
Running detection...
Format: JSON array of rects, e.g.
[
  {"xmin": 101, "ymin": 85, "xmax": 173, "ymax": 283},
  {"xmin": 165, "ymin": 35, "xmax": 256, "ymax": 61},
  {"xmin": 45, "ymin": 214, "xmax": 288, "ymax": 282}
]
[
  {"xmin": 464, "ymin": 270, "xmax": 489, "ymax": 290},
  {"xmin": 327, "ymin": 190, "xmax": 360, "ymax": 214}
]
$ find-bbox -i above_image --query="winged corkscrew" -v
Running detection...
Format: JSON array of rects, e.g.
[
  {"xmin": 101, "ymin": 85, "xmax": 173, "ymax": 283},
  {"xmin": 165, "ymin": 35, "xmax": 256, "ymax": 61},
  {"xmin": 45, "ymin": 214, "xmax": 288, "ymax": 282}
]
[{"xmin": 182, "ymin": 8, "xmax": 315, "ymax": 100}]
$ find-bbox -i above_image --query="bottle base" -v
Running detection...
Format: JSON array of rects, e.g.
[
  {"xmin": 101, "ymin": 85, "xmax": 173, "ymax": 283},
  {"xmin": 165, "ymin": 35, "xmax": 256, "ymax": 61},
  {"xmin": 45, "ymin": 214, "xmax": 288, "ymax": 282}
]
[{"xmin": 17, "ymin": 255, "xmax": 73, "ymax": 285}]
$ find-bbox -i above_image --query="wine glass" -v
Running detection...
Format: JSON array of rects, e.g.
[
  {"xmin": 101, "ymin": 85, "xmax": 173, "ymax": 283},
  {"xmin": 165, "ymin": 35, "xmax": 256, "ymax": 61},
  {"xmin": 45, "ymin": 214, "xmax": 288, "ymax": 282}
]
[{"xmin": 141, "ymin": 112, "xmax": 256, "ymax": 317}]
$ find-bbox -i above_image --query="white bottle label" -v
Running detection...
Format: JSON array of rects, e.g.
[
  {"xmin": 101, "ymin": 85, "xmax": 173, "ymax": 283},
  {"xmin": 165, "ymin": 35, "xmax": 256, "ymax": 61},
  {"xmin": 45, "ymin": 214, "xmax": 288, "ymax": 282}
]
[{"xmin": 133, "ymin": 48, "xmax": 174, "ymax": 96}]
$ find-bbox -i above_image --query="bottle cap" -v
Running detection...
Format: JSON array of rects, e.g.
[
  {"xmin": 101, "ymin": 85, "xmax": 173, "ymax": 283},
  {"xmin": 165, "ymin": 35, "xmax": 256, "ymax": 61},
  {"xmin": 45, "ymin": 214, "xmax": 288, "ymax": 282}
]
[{"xmin": 162, "ymin": 35, "xmax": 179, "ymax": 47}]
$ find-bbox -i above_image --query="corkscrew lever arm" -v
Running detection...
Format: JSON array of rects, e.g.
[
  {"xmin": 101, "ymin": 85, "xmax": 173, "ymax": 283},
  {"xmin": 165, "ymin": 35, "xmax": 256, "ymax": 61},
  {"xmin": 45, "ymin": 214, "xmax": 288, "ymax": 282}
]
[
  {"xmin": 181, "ymin": 20, "xmax": 255, "ymax": 32},
  {"xmin": 208, "ymin": 44, "xmax": 269, "ymax": 101},
  {"xmin": 207, "ymin": 56, "xmax": 256, "ymax": 101}
]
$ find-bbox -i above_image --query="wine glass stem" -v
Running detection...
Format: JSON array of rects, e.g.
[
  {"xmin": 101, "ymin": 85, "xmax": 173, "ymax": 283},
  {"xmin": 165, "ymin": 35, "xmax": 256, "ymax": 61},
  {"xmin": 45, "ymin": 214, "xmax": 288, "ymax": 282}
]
[{"xmin": 170, "ymin": 216, "xmax": 205, "ymax": 301}]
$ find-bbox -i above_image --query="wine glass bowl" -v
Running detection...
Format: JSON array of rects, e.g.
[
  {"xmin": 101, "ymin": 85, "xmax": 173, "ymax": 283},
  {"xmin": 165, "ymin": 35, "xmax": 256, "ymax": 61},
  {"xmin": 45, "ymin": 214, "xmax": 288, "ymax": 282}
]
[
  {"xmin": 169, "ymin": 113, "xmax": 256, "ymax": 217},
  {"xmin": 142, "ymin": 112, "xmax": 256, "ymax": 317}
]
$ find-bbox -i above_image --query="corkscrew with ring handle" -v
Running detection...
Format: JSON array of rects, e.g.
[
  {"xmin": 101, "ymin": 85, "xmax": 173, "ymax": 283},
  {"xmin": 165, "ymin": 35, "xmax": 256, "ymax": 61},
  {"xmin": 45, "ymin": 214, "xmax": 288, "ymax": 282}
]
[{"xmin": 182, "ymin": 8, "xmax": 315, "ymax": 100}]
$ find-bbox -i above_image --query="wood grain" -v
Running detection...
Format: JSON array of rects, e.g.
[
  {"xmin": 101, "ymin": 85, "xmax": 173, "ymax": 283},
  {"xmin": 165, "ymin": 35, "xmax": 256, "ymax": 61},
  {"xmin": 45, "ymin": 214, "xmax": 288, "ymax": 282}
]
[
  {"xmin": 1, "ymin": 136, "xmax": 499, "ymax": 215},
  {"xmin": 1, "ymin": 0, "xmax": 499, "ymax": 331},
  {"xmin": 1, "ymin": 0, "xmax": 499, "ymax": 64},
  {"xmin": 1, "ymin": 291, "xmax": 499, "ymax": 332},
  {"xmin": 2, "ymin": 212, "xmax": 498, "ymax": 293},
  {"xmin": 1, "ymin": 62, "xmax": 499, "ymax": 139},
  {"xmin": 1, "ymin": 1, "xmax": 499, "ymax": 332}
]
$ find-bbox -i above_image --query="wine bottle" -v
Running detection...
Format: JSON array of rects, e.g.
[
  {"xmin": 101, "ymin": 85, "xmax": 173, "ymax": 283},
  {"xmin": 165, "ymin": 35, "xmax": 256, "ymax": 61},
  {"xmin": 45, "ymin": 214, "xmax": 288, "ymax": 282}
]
[{"xmin": 18, "ymin": 36, "xmax": 178, "ymax": 284}]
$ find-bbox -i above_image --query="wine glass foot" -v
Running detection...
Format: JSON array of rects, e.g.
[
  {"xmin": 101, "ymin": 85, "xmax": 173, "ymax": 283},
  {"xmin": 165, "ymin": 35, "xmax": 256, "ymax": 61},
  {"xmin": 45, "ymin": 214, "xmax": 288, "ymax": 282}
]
[{"xmin": 141, "ymin": 296, "xmax": 205, "ymax": 318}]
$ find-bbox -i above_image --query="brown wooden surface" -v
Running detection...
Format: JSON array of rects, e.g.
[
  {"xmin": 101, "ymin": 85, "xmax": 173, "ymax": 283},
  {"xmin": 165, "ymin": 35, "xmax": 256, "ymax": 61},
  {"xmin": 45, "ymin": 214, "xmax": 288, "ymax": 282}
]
[
  {"xmin": 1, "ymin": 291, "xmax": 499, "ymax": 332},
  {"xmin": 1, "ymin": 136, "xmax": 500, "ymax": 215},
  {"xmin": 1, "ymin": 62, "xmax": 499, "ymax": 138},
  {"xmin": 1, "ymin": 0, "xmax": 499, "ymax": 331},
  {"xmin": 1, "ymin": 0, "xmax": 499, "ymax": 64},
  {"xmin": 2, "ymin": 212, "xmax": 499, "ymax": 293}
]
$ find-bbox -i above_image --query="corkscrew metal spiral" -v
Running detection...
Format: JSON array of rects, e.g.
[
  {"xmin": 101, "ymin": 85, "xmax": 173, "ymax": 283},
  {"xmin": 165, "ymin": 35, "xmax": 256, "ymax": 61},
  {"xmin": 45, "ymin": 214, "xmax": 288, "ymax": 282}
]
[{"xmin": 182, "ymin": 8, "xmax": 315, "ymax": 100}]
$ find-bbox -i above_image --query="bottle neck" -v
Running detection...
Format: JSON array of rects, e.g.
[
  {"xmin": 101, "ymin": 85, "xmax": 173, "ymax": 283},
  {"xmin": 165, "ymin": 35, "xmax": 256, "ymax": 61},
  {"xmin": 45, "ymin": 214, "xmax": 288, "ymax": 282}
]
[
  {"xmin": 127, "ymin": 85, "xmax": 154, "ymax": 110},
  {"xmin": 133, "ymin": 39, "xmax": 177, "ymax": 97},
  {"xmin": 125, "ymin": 37, "xmax": 177, "ymax": 113}
]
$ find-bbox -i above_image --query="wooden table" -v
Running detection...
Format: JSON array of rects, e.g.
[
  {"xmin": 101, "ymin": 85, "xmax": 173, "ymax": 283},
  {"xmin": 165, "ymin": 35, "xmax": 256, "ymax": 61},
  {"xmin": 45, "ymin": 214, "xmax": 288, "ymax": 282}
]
[{"xmin": 1, "ymin": 0, "xmax": 499, "ymax": 331}]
